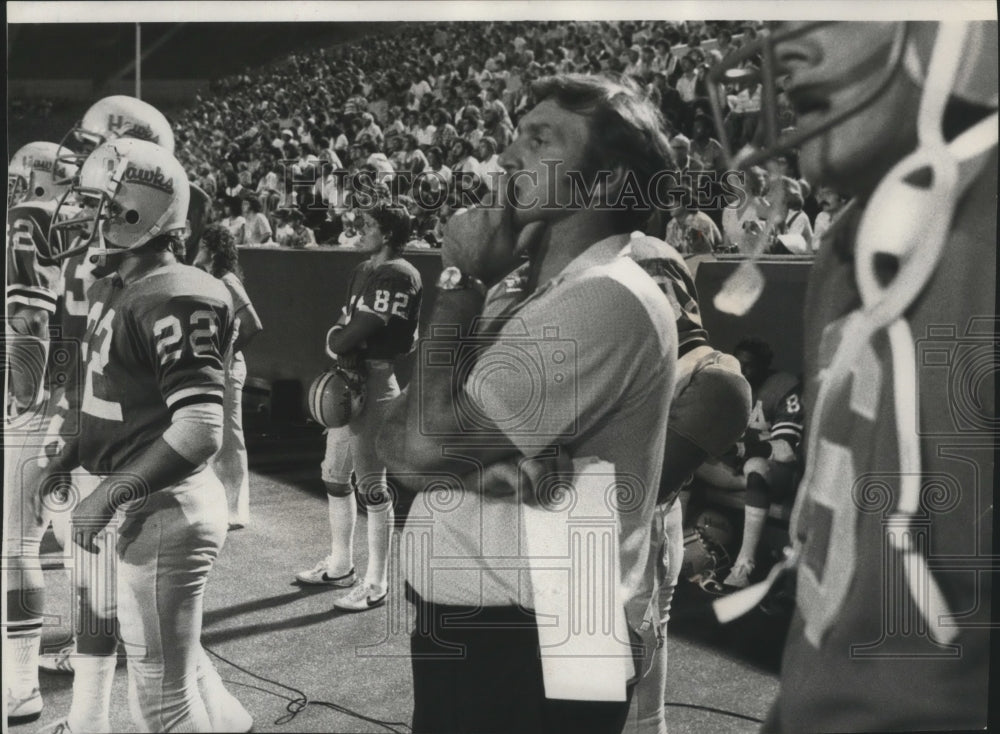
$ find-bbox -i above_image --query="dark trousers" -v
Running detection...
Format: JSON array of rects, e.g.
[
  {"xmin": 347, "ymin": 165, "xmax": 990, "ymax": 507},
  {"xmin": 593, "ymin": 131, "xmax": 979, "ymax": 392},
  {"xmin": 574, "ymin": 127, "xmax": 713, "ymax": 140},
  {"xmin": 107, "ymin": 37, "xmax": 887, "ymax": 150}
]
[{"xmin": 408, "ymin": 584, "xmax": 633, "ymax": 734}]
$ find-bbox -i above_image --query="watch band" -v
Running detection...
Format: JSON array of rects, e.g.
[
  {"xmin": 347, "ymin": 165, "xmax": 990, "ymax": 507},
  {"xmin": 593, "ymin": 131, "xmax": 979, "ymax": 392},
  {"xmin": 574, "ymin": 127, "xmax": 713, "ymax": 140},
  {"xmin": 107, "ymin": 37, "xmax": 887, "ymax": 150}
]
[{"xmin": 437, "ymin": 266, "xmax": 487, "ymax": 297}]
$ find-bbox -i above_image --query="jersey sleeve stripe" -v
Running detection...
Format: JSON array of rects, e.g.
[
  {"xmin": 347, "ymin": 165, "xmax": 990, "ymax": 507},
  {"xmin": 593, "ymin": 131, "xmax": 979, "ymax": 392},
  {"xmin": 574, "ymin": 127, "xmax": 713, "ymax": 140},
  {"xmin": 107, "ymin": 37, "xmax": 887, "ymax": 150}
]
[
  {"xmin": 164, "ymin": 386, "xmax": 225, "ymax": 409},
  {"xmin": 167, "ymin": 392, "xmax": 225, "ymax": 414},
  {"xmin": 6, "ymin": 286, "xmax": 58, "ymax": 312},
  {"xmin": 772, "ymin": 421, "xmax": 804, "ymax": 432}
]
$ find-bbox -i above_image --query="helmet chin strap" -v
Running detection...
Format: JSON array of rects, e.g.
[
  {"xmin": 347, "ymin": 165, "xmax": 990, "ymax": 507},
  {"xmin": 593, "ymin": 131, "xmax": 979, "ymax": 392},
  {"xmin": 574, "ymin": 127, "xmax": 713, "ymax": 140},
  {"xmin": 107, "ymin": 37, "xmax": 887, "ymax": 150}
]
[{"xmin": 795, "ymin": 21, "xmax": 997, "ymax": 646}]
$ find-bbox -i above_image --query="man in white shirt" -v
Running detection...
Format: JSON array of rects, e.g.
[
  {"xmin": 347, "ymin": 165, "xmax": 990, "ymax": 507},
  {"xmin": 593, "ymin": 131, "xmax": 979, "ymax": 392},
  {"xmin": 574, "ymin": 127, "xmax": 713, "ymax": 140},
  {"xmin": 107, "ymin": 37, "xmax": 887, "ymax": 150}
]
[{"xmin": 380, "ymin": 73, "xmax": 677, "ymax": 734}]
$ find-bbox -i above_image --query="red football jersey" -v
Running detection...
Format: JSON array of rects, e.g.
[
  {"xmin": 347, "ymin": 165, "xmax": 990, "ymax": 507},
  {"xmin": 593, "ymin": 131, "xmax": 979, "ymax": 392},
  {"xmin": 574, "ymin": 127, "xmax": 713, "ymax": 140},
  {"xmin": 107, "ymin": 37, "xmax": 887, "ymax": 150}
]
[
  {"xmin": 342, "ymin": 256, "xmax": 422, "ymax": 360},
  {"xmin": 745, "ymin": 370, "xmax": 804, "ymax": 448},
  {"xmin": 77, "ymin": 263, "xmax": 233, "ymax": 475}
]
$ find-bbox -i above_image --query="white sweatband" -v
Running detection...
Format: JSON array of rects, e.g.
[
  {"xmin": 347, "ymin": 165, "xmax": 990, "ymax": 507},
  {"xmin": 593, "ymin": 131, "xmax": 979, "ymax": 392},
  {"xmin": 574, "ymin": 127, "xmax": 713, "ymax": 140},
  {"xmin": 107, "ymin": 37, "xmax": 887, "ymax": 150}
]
[
  {"xmin": 162, "ymin": 402, "xmax": 225, "ymax": 465},
  {"xmin": 326, "ymin": 324, "xmax": 345, "ymax": 359}
]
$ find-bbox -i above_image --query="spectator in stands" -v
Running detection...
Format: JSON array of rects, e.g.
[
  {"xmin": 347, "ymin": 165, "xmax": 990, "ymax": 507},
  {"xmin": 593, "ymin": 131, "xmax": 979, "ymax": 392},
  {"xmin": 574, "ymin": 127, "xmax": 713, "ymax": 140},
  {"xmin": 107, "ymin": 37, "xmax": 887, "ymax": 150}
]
[
  {"xmin": 811, "ymin": 185, "xmax": 848, "ymax": 249},
  {"xmin": 724, "ymin": 66, "xmax": 762, "ymax": 151},
  {"xmin": 221, "ymin": 198, "xmax": 248, "ymax": 245},
  {"xmin": 711, "ymin": 28, "xmax": 735, "ymax": 64},
  {"xmin": 415, "ymin": 112, "xmax": 437, "ymax": 147},
  {"xmin": 358, "ymin": 112, "xmax": 384, "ymax": 147},
  {"xmin": 242, "ymin": 196, "xmax": 271, "ymax": 245},
  {"xmin": 430, "ymin": 108, "xmax": 458, "ymax": 151},
  {"xmin": 449, "ymin": 137, "xmax": 480, "ymax": 180},
  {"xmin": 675, "ymin": 53, "xmax": 700, "ymax": 105},
  {"xmin": 223, "ymin": 170, "xmax": 246, "ymax": 202},
  {"xmin": 721, "ymin": 165, "xmax": 768, "ymax": 252},
  {"xmin": 401, "ymin": 134, "xmax": 429, "ymax": 175},
  {"xmin": 668, "ymin": 134, "xmax": 706, "ymax": 181},
  {"xmin": 337, "ymin": 211, "xmax": 361, "ymax": 247},
  {"xmin": 475, "ymin": 136, "xmax": 504, "ymax": 191},
  {"xmin": 363, "ymin": 140, "xmax": 396, "ymax": 186},
  {"xmin": 665, "ymin": 185, "xmax": 723, "ymax": 254},
  {"xmin": 772, "ymin": 176, "xmax": 814, "ymax": 254},
  {"xmin": 274, "ymin": 209, "xmax": 317, "ymax": 248},
  {"xmin": 193, "ymin": 224, "xmax": 264, "ymax": 530},
  {"xmin": 689, "ymin": 112, "xmax": 726, "ymax": 173},
  {"xmin": 481, "ymin": 106, "xmax": 513, "ymax": 151}
]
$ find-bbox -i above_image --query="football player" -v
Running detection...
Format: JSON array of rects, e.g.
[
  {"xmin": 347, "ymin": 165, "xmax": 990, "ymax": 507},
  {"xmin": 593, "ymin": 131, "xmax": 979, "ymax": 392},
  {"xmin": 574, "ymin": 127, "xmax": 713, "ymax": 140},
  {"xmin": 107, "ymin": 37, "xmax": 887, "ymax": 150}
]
[
  {"xmin": 708, "ymin": 337, "xmax": 803, "ymax": 590},
  {"xmin": 5, "ymin": 96, "xmax": 213, "ymax": 732},
  {"xmin": 32, "ymin": 138, "xmax": 251, "ymax": 732},
  {"xmin": 710, "ymin": 21, "xmax": 996, "ymax": 732},
  {"xmin": 6, "ymin": 142, "xmax": 76, "ymax": 416},
  {"xmin": 4, "ymin": 141, "xmax": 85, "ymax": 725},
  {"xmin": 295, "ymin": 197, "xmax": 422, "ymax": 613},
  {"xmin": 623, "ymin": 233, "xmax": 753, "ymax": 734},
  {"xmin": 54, "ymin": 94, "xmax": 211, "ymax": 255}
]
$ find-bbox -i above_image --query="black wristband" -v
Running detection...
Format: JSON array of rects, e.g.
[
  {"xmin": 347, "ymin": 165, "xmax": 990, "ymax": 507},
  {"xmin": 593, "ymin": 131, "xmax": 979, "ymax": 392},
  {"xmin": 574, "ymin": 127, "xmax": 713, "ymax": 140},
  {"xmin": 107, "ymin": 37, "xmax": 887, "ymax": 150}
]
[{"xmin": 743, "ymin": 440, "xmax": 773, "ymax": 460}]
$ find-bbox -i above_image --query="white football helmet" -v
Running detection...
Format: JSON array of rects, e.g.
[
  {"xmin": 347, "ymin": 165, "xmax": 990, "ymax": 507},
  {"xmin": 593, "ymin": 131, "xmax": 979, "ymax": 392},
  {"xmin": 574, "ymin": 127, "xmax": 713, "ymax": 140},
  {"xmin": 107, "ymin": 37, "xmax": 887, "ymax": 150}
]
[
  {"xmin": 7, "ymin": 141, "xmax": 77, "ymax": 209},
  {"xmin": 55, "ymin": 96, "xmax": 175, "ymax": 184},
  {"xmin": 49, "ymin": 138, "xmax": 190, "ymax": 261},
  {"xmin": 308, "ymin": 366, "xmax": 367, "ymax": 428}
]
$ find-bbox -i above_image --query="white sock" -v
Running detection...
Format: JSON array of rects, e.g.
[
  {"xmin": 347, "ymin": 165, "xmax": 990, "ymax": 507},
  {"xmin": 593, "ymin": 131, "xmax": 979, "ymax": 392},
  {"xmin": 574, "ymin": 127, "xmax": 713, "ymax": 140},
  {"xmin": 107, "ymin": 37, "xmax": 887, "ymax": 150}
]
[
  {"xmin": 67, "ymin": 655, "xmax": 115, "ymax": 732},
  {"xmin": 738, "ymin": 506, "xmax": 769, "ymax": 566},
  {"xmin": 197, "ymin": 647, "xmax": 251, "ymax": 733},
  {"xmin": 327, "ymin": 494, "xmax": 356, "ymax": 575},
  {"xmin": 364, "ymin": 501, "xmax": 393, "ymax": 591},
  {"xmin": 7, "ymin": 627, "xmax": 41, "ymax": 696}
]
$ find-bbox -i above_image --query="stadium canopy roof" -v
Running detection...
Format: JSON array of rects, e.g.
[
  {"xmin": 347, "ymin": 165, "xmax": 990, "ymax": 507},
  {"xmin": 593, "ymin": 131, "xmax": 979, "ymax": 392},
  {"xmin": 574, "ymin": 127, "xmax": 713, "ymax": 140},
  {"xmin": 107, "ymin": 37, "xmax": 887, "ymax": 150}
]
[{"xmin": 8, "ymin": 22, "xmax": 396, "ymax": 82}]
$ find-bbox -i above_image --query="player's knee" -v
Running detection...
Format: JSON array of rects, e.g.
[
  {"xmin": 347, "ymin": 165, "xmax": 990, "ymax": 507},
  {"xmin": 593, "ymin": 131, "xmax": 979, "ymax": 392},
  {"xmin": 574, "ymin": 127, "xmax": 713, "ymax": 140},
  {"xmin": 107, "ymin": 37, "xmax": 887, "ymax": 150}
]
[
  {"xmin": 359, "ymin": 482, "xmax": 393, "ymax": 510},
  {"xmin": 324, "ymin": 481, "xmax": 353, "ymax": 498},
  {"xmin": 742, "ymin": 457, "xmax": 771, "ymax": 479}
]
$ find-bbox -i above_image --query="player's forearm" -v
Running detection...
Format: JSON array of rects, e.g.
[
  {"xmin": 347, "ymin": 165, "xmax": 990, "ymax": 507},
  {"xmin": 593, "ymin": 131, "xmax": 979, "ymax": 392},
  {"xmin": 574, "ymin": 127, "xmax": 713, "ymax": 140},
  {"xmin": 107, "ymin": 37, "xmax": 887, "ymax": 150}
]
[
  {"xmin": 96, "ymin": 438, "xmax": 200, "ymax": 512},
  {"xmin": 233, "ymin": 305, "xmax": 263, "ymax": 352},
  {"xmin": 100, "ymin": 402, "xmax": 225, "ymax": 508}
]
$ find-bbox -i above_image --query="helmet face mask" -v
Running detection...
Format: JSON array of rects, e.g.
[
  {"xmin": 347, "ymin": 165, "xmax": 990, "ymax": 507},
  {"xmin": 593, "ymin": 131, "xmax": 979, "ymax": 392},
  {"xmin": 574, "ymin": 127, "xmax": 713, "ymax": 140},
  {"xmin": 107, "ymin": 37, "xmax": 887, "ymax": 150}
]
[
  {"xmin": 708, "ymin": 22, "xmax": 911, "ymax": 183},
  {"xmin": 7, "ymin": 141, "xmax": 77, "ymax": 208},
  {"xmin": 49, "ymin": 138, "xmax": 190, "ymax": 262}
]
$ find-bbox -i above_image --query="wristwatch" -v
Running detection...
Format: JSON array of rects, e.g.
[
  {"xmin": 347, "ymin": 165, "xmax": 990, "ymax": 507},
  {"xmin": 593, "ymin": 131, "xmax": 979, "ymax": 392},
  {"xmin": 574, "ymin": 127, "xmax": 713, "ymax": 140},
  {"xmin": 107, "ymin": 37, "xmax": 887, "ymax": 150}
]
[{"xmin": 437, "ymin": 266, "xmax": 487, "ymax": 296}]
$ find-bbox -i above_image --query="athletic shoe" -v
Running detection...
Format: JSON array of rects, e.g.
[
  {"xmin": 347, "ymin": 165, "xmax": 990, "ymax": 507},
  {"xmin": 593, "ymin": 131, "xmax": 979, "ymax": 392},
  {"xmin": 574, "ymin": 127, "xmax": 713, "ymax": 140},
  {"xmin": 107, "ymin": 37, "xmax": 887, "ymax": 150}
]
[
  {"xmin": 294, "ymin": 557, "xmax": 357, "ymax": 587},
  {"xmin": 6, "ymin": 687, "xmax": 42, "ymax": 725},
  {"xmin": 39, "ymin": 643, "xmax": 76, "ymax": 674},
  {"xmin": 723, "ymin": 559, "xmax": 755, "ymax": 589},
  {"xmin": 209, "ymin": 691, "xmax": 253, "ymax": 733},
  {"xmin": 39, "ymin": 642, "xmax": 126, "ymax": 674},
  {"xmin": 333, "ymin": 583, "xmax": 387, "ymax": 612}
]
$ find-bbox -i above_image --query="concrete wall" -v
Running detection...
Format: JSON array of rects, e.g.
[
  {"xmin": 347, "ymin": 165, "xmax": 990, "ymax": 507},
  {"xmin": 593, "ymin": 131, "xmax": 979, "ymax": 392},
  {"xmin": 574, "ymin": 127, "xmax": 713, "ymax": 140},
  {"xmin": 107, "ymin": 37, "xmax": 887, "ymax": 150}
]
[{"xmin": 238, "ymin": 247, "xmax": 811, "ymax": 418}]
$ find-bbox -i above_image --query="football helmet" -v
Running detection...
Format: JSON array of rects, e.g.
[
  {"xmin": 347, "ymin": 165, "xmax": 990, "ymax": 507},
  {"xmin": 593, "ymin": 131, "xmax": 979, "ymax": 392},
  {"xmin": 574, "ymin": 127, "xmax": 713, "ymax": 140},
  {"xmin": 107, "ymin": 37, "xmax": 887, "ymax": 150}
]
[
  {"xmin": 308, "ymin": 366, "xmax": 367, "ymax": 428},
  {"xmin": 48, "ymin": 138, "xmax": 190, "ymax": 261},
  {"xmin": 707, "ymin": 22, "xmax": 997, "ymax": 172},
  {"xmin": 7, "ymin": 142, "xmax": 77, "ymax": 209},
  {"xmin": 55, "ymin": 95, "xmax": 175, "ymax": 184}
]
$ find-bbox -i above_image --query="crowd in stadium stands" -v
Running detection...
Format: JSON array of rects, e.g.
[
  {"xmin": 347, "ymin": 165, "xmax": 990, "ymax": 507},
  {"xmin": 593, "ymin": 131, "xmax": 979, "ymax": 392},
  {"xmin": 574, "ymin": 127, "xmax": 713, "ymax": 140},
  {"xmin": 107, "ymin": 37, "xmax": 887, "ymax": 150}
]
[{"xmin": 36, "ymin": 20, "xmax": 845, "ymax": 254}]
